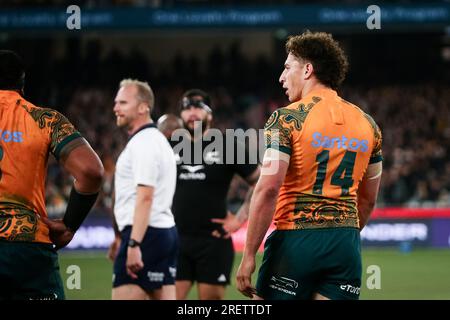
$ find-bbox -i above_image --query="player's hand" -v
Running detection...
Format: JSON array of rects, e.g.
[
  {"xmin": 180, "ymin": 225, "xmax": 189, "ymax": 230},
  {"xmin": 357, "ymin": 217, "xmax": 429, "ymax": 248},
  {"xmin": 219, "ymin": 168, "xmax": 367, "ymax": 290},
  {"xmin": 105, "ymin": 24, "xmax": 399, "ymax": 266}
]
[
  {"xmin": 126, "ymin": 247, "xmax": 144, "ymax": 279},
  {"xmin": 107, "ymin": 236, "xmax": 121, "ymax": 262},
  {"xmin": 236, "ymin": 255, "xmax": 257, "ymax": 298},
  {"xmin": 42, "ymin": 217, "xmax": 75, "ymax": 250},
  {"xmin": 211, "ymin": 211, "xmax": 243, "ymax": 239}
]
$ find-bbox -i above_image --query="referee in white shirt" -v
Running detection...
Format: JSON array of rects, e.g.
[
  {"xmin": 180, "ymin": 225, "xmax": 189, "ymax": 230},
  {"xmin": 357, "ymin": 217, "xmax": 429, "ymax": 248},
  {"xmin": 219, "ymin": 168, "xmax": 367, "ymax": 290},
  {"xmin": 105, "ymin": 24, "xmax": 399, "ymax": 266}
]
[{"xmin": 109, "ymin": 79, "xmax": 178, "ymax": 300}]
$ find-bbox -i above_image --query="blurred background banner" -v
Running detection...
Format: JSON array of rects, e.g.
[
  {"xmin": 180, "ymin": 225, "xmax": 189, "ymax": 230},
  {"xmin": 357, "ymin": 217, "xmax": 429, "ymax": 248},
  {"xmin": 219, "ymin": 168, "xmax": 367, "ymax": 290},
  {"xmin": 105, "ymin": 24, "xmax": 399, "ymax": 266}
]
[
  {"xmin": 0, "ymin": 4, "xmax": 449, "ymax": 31},
  {"xmin": 64, "ymin": 208, "xmax": 450, "ymax": 251}
]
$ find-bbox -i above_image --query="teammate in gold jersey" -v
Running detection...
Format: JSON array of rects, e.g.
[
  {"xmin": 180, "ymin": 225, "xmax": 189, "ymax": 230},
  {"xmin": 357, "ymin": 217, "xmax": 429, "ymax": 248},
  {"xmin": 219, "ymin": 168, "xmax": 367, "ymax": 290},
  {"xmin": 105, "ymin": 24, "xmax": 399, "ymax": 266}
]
[
  {"xmin": 0, "ymin": 50, "xmax": 104, "ymax": 300},
  {"xmin": 237, "ymin": 31, "xmax": 382, "ymax": 300}
]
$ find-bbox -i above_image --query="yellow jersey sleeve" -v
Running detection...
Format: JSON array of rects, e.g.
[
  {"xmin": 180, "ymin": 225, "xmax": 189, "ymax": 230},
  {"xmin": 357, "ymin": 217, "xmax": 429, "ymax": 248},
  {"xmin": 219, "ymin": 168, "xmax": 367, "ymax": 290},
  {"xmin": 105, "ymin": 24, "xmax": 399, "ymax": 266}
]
[
  {"xmin": 22, "ymin": 105, "xmax": 81, "ymax": 160},
  {"xmin": 363, "ymin": 113, "xmax": 383, "ymax": 164},
  {"xmin": 264, "ymin": 108, "xmax": 301, "ymax": 156},
  {"xmin": 48, "ymin": 110, "xmax": 82, "ymax": 160}
]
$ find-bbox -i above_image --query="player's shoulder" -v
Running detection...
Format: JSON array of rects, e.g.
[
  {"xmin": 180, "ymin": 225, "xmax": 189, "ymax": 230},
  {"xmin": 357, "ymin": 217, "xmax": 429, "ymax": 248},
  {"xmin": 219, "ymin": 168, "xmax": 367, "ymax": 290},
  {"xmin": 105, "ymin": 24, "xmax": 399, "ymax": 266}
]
[
  {"xmin": 350, "ymin": 103, "xmax": 380, "ymax": 133},
  {"xmin": 130, "ymin": 126, "xmax": 169, "ymax": 148},
  {"xmin": 265, "ymin": 97, "xmax": 319, "ymax": 132},
  {"xmin": 264, "ymin": 106, "xmax": 289, "ymax": 130},
  {"xmin": 362, "ymin": 111, "xmax": 381, "ymax": 134},
  {"xmin": 19, "ymin": 103, "xmax": 76, "ymax": 140},
  {"xmin": 339, "ymin": 97, "xmax": 381, "ymax": 130},
  {"xmin": 135, "ymin": 125, "xmax": 164, "ymax": 138},
  {"xmin": 21, "ymin": 101, "xmax": 67, "ymax": 123}
]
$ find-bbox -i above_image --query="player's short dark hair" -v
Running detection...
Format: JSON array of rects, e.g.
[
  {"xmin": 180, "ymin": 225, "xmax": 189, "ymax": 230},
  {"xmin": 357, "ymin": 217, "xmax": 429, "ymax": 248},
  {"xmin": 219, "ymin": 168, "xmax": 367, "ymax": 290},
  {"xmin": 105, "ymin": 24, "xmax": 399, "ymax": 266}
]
[
  {"xmin": 0, "ymin": 50, "xmax": 25, "ymax": 91},
  {"xmin": 181, "ymin": 89, "xmax": 211, "ymax": 108},
  {"xmin": 286, "ymin": 31, "xmax": 349, "ymax": 90}
]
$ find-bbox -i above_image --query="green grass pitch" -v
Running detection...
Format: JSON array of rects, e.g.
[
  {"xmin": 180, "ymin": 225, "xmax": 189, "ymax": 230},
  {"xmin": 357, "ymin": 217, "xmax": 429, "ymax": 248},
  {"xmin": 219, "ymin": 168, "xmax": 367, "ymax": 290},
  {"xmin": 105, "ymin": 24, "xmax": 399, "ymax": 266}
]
[{"xmin": 59, "ymin": 248, "xmax": 450, "ymax": 300}]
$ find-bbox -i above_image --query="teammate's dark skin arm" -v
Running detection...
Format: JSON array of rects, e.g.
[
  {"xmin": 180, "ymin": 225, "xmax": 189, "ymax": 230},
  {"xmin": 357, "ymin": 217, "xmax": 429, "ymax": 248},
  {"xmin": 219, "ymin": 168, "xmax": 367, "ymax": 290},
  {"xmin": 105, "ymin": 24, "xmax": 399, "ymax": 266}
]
[
  {"xmin": 59, "ymin": 138, "xmax": 104, "ymax": 193},
  {"xmin": 43, "ymin": 138, "xmax": 104, "ymax": 249}
]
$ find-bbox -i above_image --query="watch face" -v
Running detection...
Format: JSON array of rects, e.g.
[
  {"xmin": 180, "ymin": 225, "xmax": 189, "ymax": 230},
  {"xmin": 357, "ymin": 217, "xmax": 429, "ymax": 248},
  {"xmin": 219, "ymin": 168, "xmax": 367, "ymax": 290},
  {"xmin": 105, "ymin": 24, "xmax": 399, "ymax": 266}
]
[{"xmin": 128, "ymin": 239, "xmax": 139, "ymax": 247}]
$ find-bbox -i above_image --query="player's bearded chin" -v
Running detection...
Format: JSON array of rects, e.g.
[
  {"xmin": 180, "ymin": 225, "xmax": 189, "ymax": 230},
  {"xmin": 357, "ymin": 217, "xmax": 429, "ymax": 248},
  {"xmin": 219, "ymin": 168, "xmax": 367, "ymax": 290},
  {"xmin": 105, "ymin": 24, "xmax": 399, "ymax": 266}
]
[
  {"xmin": 116, "ymin": 116, "xmax": 125, "ymax": 127},
  {"xmin": 184, "ymin": 118, "xmax": 209, "ymax": 135}
]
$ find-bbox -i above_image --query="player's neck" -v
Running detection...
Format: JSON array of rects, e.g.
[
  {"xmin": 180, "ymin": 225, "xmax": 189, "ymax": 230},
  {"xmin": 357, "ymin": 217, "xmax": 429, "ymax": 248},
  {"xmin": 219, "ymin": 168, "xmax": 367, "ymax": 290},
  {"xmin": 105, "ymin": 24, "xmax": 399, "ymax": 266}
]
[{"xmin": 301, "ymin": 81, "xmax": 329, "ymax": 100}]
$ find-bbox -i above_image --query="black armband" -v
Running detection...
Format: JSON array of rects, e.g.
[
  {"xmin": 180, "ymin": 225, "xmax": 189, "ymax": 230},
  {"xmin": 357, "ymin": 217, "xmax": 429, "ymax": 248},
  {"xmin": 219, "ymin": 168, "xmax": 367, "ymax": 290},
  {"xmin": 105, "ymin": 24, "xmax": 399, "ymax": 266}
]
[{"xmin": 63, "ymin": 186, "xmax": 99, "ymax": 232}]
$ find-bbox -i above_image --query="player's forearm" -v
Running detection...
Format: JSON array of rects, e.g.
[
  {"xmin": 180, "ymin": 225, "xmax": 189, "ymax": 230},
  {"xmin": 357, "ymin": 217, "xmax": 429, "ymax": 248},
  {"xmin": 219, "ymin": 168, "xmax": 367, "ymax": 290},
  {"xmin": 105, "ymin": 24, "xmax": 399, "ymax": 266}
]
[
  {"xmin": 73, "ymin": 165, "xmax": 103, "ymax": 194},
  {"xmin": 357, "ymin": 163, "xmax": 382, "ymax": 230},
  {"xmin": 243, "ymin": 185, "xmax": 278, "ymax": 257},
  {"xmin": 130, "ymin": 193, "xmax": 153, "ymax": 242},
  {"xmin": 62, "ymin": 142, "xmax": 104, "ymax": 194},
  {"xmin": 357, "ymin": 198, "xmax": 375, "ymax": 230},
  {"xmin": 236, "ymin": 186, "xmax": 254, "ymax": 223}
]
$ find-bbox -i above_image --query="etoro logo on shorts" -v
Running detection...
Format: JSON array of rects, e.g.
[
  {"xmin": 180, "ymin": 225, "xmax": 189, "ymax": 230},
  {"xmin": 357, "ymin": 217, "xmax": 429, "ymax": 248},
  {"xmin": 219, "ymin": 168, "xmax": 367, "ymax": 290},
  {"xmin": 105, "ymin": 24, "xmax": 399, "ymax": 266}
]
[
  {"xmin": 269, "ymin": 275, "xmax": 298, "ymax": 296},
  {"xmin": 148, "ymin": 271, "xmax": 164, "ymax": 282},
  {"xmin": 340, "ymin": 284, "xmax": 360, "ymax": 295},
  {"xmin": 169, "ymin": 267, "xmax": 177, "ymax": 279}
]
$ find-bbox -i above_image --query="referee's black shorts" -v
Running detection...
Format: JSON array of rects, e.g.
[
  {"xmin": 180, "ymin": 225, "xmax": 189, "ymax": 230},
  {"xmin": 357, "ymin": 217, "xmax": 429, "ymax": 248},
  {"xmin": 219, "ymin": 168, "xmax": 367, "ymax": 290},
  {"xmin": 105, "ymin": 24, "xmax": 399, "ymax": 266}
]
[
  {"xmin": 176, "ymin": 233, "xmax": 234, "ymax": 285},
  {"xmin": 113, "ymin": 225, "xmax": 178, "ymax": 292}
]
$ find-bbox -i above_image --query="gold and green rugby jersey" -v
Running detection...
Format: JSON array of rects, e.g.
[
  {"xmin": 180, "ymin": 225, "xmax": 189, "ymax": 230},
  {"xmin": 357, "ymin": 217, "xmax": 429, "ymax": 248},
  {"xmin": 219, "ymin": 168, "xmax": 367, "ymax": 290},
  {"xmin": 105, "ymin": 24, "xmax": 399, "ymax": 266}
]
[
  {"xmin": 265, "ymin": 88, "xmax": 382, "ymax": 230},
  {"xmin": 0, "ymin": 90, "xmax": 81, "ymax": 243}
]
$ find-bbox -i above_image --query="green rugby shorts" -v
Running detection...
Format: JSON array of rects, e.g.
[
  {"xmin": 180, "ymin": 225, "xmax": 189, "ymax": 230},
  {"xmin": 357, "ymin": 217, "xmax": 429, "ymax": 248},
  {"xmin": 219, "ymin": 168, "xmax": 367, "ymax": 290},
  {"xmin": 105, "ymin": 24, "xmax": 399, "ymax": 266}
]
[
  {"xmin": 0, "ymin": 240, "xmax": 65, "ymax": 300},
  {"xmin": 256, "ymin": 227, "xmax": 362, "ymax": 300}
]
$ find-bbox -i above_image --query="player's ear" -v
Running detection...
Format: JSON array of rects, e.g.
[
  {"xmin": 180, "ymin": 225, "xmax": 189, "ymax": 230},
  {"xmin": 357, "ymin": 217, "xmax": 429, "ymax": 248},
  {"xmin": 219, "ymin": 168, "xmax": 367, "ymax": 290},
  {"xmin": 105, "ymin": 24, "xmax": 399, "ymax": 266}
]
[
  {"xmin": 205, "ymin": 113, "xmax": 213, "ymax": 129},
  {"xmin": 304, "ymin": 63, "xmax": 314, "ymax": 79},
  {"xmin": 138, "ymin": 102, "xmax": 150, "ymax": 115}
]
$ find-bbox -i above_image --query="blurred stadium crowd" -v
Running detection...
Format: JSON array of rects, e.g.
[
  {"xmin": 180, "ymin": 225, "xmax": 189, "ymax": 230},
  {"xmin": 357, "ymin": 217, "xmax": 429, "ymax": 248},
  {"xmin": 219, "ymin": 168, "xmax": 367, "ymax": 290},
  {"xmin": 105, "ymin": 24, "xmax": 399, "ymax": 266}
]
[{"xmin": 3, "ymin": 35, "xmax": 449, "ymax": 217}]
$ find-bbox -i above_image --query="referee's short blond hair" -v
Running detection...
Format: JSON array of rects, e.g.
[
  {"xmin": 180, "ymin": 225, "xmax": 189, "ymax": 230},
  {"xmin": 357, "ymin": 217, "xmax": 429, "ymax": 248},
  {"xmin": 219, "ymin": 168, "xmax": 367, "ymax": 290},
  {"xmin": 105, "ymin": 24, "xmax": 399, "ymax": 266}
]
[{"xmin": 120, "ymin": 79, "xmax": 154, "ymax": 113}]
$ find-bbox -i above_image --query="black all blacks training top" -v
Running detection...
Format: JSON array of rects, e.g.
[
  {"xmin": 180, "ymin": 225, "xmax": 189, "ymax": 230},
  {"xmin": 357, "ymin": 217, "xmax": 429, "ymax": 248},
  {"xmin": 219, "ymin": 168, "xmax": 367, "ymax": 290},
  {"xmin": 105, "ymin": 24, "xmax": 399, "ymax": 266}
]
[{"xmin": 170, "ymin": 131, "xmax": 258, "ymax": 236}]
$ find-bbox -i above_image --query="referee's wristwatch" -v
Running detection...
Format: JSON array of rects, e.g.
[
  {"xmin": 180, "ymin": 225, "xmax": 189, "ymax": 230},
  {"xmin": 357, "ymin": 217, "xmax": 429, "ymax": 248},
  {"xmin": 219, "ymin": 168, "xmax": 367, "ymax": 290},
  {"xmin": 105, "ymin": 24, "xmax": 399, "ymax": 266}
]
[{"xmin": 128, "ymin": 239, "xmax": 141, "ymax": 248}]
